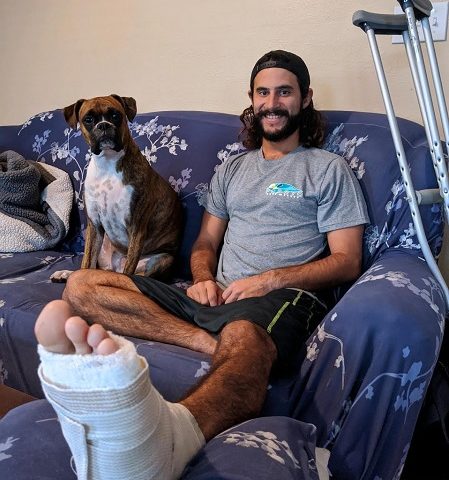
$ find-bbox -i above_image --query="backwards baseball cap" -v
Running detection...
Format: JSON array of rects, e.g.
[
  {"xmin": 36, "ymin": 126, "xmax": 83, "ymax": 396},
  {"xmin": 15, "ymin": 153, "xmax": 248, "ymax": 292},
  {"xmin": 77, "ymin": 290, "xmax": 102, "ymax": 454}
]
[{"xmin": 250, "ymin": 50, "xmax": 310, "ymax": 96}]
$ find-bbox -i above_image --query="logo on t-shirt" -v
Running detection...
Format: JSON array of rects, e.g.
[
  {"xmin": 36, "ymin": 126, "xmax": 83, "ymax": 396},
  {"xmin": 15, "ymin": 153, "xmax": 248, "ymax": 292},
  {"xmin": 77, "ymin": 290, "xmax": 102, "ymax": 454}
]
[{"xmin": 266, "ymin": 183, "xmax": 303, "ymax": 198}]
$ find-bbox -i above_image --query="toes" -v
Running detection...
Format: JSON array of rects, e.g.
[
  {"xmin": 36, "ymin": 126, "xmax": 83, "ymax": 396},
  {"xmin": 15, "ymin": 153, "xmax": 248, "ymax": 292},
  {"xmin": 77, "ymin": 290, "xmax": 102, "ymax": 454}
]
[
  {"xmin": 35, "ymin": 300, "xmax": 75, "ymax": 354},
  {"xmin": 94, "ymin": 337, "xmax": 120, "ymax": 355},
  {"xmin": 87, "ymin": 325, "xmax": 119, "ymax": 355},
  {"xmin": 87, "ymin": 324, "xmax": 109, "ymax": 351},
  {"xmin": 36, "ymin": 301, "xmax": 119, "ymax": 357},
  {"xmin": 65, "ymin": 316, "xmax": 92, "ymax": 354}
]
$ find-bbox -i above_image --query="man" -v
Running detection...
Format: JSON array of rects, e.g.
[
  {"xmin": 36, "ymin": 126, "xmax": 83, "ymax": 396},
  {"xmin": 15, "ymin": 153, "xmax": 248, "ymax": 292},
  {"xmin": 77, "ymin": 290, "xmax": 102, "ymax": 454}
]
[{"xmin": 35, "ymin": 50, "xmax": 369, "ymax": 479}]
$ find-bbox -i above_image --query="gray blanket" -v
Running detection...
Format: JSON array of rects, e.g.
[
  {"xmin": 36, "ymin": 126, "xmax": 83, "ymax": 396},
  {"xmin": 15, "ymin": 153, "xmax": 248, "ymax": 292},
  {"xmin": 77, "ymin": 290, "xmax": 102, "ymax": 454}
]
[{"xmin": 0, "ymin": 150, "xmax": 73, "ymax": 252}]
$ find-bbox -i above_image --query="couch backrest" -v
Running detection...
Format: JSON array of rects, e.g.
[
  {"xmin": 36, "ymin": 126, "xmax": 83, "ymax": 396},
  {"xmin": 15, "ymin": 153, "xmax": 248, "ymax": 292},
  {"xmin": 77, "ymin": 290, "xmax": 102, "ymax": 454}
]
[{"xmin": 0, "ymin": 109, "xmax": 443, "ymax": 279}]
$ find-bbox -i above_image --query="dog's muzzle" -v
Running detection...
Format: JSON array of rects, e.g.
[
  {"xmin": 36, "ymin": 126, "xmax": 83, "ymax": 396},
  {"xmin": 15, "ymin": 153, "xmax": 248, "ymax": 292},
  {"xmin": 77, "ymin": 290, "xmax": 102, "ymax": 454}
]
[{"xmin": 94, "ymin": 121, "xmax": 117, "ymax": 149}]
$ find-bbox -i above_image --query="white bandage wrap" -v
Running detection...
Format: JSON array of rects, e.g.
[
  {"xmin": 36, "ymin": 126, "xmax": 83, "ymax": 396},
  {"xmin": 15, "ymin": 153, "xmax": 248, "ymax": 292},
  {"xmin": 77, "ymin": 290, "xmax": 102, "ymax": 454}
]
[
  {"xmin": 38, "ymin": 335, "xmax": 205, "ymax": 480},
  {"xmin": 37, "ymin": 333, "xmax": 142, "ymax": 389}
]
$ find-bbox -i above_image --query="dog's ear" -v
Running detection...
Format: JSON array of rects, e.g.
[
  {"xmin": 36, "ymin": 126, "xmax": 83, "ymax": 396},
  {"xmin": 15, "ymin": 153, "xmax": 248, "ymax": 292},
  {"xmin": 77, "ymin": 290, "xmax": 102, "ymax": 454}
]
[
  {"xmin": 111, "ymin": 94, "xmax": 137, "ymax": 121},
  {"xmin": 63, "ymin": 99, "xmax": 85, "ymax": 129}
]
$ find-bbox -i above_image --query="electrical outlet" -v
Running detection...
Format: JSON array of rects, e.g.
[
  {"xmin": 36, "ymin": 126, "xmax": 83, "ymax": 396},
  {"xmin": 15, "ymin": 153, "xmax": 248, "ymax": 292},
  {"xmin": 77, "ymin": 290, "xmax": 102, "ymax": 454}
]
[{"xmin": 392, "ymin": 1, "xmax": 449, "ymax": 43}]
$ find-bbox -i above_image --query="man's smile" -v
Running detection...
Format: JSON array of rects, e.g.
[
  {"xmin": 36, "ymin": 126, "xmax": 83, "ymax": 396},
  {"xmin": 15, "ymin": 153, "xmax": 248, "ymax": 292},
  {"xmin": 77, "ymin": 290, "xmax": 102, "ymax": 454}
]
[
  {"xmin": 264, "ymin": 112, "xmax": 283, "ymax": 119},
  {"xmin": 259, "ymin": 110, "xmax": 289, "ymax": 128}
]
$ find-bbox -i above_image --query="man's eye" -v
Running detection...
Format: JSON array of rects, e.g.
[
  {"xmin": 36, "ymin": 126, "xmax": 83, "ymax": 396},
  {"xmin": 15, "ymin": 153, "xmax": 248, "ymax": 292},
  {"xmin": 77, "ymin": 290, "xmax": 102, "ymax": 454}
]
[{"xmin": 279, "ymin": 90, "xmax": 291, "ymax": 96}]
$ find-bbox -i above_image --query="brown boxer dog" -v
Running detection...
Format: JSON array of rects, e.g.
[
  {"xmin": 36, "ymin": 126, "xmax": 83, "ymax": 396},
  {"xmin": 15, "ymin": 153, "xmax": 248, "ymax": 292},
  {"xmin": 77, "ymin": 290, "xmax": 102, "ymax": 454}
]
[{"xmin": 51, "ymin": 94, "xmax": 182, "ymax": 282}]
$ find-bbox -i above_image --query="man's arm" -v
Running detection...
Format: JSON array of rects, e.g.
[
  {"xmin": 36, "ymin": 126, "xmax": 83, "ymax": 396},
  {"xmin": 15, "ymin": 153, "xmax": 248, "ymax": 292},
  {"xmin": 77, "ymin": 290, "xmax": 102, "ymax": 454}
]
[
  {"xmin": 186, "ymin": 212, "xmax": 228, "ymax": 306},
  {"xmin": 221, "ymin": 225, "xmax": 364, "ymax": 303}
]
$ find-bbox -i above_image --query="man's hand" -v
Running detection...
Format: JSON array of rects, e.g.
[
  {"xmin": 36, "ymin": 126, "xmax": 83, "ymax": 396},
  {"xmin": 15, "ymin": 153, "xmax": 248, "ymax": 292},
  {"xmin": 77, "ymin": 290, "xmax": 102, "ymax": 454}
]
[
  {"xmin": 222, "ymin": 273, "xmax": 275, "ymax": 304},
  {"xmin": 188, "ymin": 213, "xmax": 227, "ymax": 307},
  {"xmin": 187, "ymin": 280, "xmax": 224, "ymax": 306}
]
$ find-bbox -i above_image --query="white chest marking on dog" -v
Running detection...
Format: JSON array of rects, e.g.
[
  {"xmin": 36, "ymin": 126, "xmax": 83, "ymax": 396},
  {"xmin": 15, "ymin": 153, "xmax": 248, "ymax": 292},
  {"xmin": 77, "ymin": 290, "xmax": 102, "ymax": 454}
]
[{"xmin": 85, "ymin": 149, "xmax": 134, "ymax": 247}]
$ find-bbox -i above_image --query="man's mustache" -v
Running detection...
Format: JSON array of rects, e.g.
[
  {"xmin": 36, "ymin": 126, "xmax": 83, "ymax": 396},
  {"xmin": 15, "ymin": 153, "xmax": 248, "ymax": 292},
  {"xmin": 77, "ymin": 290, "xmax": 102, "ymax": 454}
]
[{"xmin": 255, "ymin": 108, "xmax": 290, "ymax": 119}]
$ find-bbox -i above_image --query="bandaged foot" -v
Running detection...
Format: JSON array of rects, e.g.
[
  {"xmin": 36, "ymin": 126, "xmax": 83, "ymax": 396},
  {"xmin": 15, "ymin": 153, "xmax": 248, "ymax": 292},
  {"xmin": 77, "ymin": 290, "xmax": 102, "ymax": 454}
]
[{"xmin": 35, "ymin": 300, "xmax": 205, "ymax": 480}]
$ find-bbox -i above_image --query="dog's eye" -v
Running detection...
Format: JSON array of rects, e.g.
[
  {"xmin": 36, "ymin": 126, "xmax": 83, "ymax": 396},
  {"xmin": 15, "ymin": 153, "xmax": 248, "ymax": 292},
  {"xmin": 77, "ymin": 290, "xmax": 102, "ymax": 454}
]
[
  {"xmin": 111, "ymin": 112, "xmax": 121, "ymax": 122},
  {"xmin": 83, "ymin": 116, "xmax": 94, "ymax": 125}
]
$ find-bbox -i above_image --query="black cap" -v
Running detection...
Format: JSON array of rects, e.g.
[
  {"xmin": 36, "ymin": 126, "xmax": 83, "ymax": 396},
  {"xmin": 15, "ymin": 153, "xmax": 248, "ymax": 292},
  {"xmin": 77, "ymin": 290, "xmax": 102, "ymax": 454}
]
[{"xmin": 250, "ymin": 50, "xmax": 310, "ymax": 96}]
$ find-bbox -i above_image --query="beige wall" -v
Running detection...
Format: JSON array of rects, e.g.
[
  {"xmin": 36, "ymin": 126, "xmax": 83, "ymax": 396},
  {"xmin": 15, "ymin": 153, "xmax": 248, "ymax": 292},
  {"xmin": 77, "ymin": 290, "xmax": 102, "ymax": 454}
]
[{"xmin": 1, "ymin": 0, "xmax": 448, "ymax": 126}]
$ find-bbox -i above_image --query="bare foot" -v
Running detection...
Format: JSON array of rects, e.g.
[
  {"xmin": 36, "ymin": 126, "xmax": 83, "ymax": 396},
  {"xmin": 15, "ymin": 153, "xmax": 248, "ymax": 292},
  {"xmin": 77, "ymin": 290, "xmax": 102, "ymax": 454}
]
[{"xmin": 35, "ymin": 299, "xmax": 119, "ymax": 355}]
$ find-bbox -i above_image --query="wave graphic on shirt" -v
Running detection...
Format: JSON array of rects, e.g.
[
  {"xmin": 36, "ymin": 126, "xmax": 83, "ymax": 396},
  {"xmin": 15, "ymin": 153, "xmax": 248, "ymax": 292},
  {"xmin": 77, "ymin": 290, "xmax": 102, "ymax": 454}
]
[{"xmin": 266, "ymin": 183, "xmax": 303, "ymax": 198}]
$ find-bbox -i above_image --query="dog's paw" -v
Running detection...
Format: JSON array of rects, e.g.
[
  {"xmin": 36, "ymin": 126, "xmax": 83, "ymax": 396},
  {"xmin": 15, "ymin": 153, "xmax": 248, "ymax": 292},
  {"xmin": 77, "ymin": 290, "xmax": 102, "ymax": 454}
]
[{"xmin": 50, "ymin": 270, "xmax": 74, "ymax": 283}]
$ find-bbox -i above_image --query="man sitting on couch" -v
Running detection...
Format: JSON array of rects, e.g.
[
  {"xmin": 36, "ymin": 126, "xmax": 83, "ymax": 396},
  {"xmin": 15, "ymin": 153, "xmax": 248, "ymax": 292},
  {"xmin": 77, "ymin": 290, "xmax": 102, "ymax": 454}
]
[{"xmin": 35, "ymin": 50, "xmax": 369, "ymax": 479}]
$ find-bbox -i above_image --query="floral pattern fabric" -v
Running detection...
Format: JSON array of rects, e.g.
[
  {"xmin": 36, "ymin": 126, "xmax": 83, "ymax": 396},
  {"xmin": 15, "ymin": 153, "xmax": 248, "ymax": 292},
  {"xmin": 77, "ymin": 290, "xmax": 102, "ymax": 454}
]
[{"xmin": 0, "ymin": 109, "xmax": 446, "ymax": 479}]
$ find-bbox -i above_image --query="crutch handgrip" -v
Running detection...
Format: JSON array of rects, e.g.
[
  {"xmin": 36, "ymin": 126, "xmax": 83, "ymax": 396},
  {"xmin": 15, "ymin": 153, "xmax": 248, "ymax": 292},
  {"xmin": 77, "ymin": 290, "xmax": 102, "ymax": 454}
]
[
  {"xmin": 415, "ymin": 188, "xmax": 443, "ymax": 205},
  {"xmin": 397, "ymin": 0, "xmax": 433, "ymax": 19},
  {"xmin": 352, "ymin": 10, "xmax": 408, "ymax": 35}
]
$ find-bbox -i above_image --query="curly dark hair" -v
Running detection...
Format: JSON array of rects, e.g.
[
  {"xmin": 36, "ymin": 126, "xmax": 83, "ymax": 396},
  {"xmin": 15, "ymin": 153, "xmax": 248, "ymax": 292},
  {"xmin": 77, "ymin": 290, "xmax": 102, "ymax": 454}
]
[
  {"xmin": 240, "ymin": 50, "xmax": 326, "ymax": 150},
  {"xmin": 239, "ymin": 100, "xmax": 327, "ymax": 150}
]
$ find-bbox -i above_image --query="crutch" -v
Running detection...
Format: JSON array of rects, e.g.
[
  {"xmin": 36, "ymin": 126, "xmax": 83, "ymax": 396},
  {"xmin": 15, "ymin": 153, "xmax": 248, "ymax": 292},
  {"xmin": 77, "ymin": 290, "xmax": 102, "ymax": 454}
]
[{"xmin": 352, "ymin": 0, "xmax": 449, "ymax": 308}]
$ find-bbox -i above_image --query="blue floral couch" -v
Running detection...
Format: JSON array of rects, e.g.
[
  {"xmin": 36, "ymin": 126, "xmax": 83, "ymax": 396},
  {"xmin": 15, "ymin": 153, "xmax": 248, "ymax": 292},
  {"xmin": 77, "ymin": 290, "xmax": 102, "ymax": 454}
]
[{"xmin": 0, "ymin": 108, "xmax": 446, "ymax": 479}]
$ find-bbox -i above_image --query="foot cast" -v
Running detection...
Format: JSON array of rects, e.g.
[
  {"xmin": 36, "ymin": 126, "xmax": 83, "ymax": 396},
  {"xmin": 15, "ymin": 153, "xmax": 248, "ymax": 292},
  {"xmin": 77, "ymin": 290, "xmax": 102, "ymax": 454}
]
[{"xmin": 35, "ymin": 299, "xmax": 205, "ymax": 480}]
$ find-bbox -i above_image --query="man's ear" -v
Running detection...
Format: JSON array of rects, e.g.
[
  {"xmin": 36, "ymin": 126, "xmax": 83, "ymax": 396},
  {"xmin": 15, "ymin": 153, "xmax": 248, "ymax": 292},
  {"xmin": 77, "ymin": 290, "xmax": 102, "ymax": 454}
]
[
  {"xmin": 302, "ymin": 88, "xmax": 313, "ymax": 109},
  {"xmin": 248, "ymin": 90, "xmax": 253, "ymax": 102},
  {"xmin": 63, "ymin": 99, "xmax": 85, "ymax": 129},
  {"xmin": 110, "ymin": 94, "xmax": 137, "ymax": 121}
]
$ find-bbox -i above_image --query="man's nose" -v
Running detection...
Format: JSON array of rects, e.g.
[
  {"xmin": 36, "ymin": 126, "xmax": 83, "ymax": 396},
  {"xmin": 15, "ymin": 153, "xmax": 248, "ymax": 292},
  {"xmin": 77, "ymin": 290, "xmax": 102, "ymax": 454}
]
[{"xmin": 265, "ymin": 93, "xmax": 279, "ymax": 110}]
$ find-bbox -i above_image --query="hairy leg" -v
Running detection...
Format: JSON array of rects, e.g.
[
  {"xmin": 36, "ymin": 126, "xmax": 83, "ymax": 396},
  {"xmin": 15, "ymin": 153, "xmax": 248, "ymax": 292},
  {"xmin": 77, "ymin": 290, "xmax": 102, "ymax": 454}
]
[
  {"xmin": 63, "ymin": 269, "xmax": 216, "ymax": 354},
  {"xmin": 181, "ymin": 320, "xmax": 277, "ymax": 440}
]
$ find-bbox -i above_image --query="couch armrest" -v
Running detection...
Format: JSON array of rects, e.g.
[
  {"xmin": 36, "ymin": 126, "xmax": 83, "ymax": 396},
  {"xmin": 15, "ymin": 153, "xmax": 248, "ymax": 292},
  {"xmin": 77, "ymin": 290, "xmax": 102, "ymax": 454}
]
[
  {"xmin": 341, "ymin": 249, "xmax": 446, "ymax": 341},
  {"xmin": 289, "ymin": 249, "xmax": 446, "ymax": 479},
  {"xmin": 306, "ymin": 248, "xmax": 446, "ymax": 410}
]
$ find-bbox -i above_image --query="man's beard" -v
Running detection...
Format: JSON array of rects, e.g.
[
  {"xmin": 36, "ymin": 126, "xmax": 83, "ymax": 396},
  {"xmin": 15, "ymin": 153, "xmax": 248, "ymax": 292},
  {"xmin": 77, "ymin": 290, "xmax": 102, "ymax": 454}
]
[{"xmin": 254, "ymin": 108, "xmax": 302, "ymax": 142}]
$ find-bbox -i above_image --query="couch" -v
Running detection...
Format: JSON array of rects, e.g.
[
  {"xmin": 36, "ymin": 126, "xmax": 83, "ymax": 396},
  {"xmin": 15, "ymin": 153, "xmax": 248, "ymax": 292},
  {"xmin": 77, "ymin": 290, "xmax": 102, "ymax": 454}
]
[{"xmin": 0, "ymin": 108, "xmax": 446, "ymax": 479}]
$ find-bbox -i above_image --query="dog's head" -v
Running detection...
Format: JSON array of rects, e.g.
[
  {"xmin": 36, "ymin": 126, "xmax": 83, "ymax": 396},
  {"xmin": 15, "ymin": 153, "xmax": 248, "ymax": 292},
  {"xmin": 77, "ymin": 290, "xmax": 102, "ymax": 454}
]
[{"xmin": 63, "ymin": 95, "xmax": 137, "ymax": 155}]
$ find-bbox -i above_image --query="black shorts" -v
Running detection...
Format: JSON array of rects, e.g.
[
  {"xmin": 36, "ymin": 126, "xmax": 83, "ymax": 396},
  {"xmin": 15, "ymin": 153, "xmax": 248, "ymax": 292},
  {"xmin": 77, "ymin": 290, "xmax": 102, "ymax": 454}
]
[{"xmin": 130, "ymin": 276, "xmax": 328, "ymax": 369}]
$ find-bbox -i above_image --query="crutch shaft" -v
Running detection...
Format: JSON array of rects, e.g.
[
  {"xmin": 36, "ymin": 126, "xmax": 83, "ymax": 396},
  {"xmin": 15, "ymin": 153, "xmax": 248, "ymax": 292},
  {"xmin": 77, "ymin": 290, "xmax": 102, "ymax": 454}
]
[
  {"xmin": 421, "ymin": 17, "xmax": 449, "ymax": 150},
  {"xmin": 397, "ymin": 0, "xmax": 433, "ymax": 19}
]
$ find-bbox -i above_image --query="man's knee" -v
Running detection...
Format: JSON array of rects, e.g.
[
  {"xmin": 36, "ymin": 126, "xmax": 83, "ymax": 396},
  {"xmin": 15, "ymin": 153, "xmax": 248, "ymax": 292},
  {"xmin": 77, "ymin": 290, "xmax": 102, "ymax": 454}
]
[{"xmin": 220, "ymin": 320, "xmax": 277, "ymax": 362}]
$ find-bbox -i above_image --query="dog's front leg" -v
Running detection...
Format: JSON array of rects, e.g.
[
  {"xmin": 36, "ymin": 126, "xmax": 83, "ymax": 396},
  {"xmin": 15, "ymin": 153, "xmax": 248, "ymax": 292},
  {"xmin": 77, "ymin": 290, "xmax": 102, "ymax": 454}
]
[
  {"xmin": 81, "ymin": 219, "xmax": 104, "ymax": 269},
  {"xmin": 122, "ymin": 228, "xmax": 146, "ymax": 275}
]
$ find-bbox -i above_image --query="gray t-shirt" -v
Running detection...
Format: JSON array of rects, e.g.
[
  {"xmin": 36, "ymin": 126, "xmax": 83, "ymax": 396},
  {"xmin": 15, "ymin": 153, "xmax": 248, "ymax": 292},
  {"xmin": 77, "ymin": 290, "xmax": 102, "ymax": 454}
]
[{"xmin": 206, "ymin": 146, "xmax": 370, "ymax": 288}]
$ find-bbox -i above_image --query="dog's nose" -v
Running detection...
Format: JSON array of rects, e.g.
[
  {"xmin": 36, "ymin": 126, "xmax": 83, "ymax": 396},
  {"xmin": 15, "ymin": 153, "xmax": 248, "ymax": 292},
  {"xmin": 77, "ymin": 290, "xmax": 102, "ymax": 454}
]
[{"xmin": 97, "ymin": 121, "xmax": 111, "ymax": 132}]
